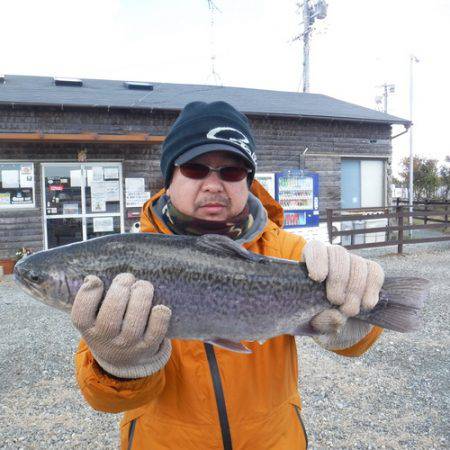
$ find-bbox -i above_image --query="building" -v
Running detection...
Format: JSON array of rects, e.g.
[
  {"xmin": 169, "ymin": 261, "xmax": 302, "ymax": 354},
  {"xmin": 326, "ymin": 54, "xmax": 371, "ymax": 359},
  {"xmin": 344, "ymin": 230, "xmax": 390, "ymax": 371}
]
[{"xmin": 0, "ymin": 74, "xmax": 409, "ymax": 261}]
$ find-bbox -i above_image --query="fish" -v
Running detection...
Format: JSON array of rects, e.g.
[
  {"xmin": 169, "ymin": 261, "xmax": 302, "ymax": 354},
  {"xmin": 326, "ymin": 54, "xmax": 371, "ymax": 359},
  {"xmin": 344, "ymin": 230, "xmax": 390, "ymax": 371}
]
[{"xmin": 13, "ymin": 233, "xmax": 429, "ymax": 353}]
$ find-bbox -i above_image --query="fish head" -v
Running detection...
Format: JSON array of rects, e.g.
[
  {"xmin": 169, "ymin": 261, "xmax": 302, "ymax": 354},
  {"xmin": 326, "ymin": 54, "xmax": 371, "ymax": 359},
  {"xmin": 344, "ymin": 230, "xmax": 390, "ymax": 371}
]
[{"xmin": 13, "ymin": 247, "xmax": 85, "ymax": 312}]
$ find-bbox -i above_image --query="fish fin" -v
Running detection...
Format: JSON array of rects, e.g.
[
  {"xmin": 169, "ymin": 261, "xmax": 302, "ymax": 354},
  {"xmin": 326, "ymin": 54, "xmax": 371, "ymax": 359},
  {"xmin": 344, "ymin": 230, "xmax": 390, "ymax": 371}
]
[
  {"xmin": 291, "ymin": 322, "xmax": 322, "ymax": 336},
  {"xmin": 197, "ymin": 234, "xmax": 265, "ymax": 262},
  {"xmin": 205, "ymin": 338, "xmax": 252, "ymax": 354},
  {"xmin": 357, "ymin": 277, "xmax": 429, "ymax": 332}
]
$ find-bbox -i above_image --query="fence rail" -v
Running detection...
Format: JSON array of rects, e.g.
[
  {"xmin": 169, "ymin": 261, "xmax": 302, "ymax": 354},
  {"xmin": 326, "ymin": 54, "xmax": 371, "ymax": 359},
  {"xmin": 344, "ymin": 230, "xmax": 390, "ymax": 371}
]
[{"xmin": 326, "ymin": 200, "xmax": 450, "ymax": 254}]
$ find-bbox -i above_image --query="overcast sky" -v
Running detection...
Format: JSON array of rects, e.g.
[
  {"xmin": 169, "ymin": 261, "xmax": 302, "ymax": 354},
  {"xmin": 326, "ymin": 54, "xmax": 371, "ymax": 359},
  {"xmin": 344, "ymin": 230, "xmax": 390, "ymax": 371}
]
[{"xmin": 2, "ymin": 0, "xmax": 449, "ymax": 173}]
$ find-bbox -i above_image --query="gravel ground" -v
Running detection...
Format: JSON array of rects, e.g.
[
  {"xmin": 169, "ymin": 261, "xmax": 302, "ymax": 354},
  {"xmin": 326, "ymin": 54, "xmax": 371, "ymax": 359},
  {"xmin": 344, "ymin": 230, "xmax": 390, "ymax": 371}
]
[{"xmin": 0, "ymin": 241, "xmax": 449, "ymax": 449}]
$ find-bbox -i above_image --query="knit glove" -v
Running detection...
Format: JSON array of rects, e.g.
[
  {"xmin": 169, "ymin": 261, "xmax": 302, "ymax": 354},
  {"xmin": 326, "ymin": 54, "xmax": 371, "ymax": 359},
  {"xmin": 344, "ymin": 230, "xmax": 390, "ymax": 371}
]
[
  {"xmin": 71, "ymin": 273, "xmax": 172, "ymax": 379},
  {"xmin": 303, "ymin": 241, "xmax": 384, "ymax": 349}
]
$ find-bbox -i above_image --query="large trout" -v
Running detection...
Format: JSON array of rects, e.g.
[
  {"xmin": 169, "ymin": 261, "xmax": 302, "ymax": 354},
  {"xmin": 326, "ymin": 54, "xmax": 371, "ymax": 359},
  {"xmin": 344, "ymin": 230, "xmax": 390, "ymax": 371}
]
[{"xmin": 13, "ymin": 233, "xmax": 428, "ymax": 352}]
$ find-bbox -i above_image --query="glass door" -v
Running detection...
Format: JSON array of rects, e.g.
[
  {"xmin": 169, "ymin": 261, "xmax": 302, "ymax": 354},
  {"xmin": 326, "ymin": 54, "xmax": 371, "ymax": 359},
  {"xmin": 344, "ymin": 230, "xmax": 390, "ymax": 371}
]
[{"xmin": 42, "ymin": 163, "xmax": 124, "ymax": 249}]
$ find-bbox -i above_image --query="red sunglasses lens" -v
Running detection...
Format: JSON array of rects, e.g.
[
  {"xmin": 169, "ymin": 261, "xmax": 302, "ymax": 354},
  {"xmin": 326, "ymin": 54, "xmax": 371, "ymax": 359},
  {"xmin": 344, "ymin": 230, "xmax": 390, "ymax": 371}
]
[
  {"xmin": 179, "ymin": 163, "xmax": 210, "ymax": 179},
  {"xmin": 219, "ymin": 166, "xmax": 249, "ymax": 181}
]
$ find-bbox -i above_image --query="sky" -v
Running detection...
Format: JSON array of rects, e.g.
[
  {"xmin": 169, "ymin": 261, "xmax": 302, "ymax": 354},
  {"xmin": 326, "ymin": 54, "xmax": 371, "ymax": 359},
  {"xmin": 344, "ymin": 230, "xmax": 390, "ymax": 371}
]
[{"xmin": 2, "ymin": 0, "xmax": 449, "ymax": 174}]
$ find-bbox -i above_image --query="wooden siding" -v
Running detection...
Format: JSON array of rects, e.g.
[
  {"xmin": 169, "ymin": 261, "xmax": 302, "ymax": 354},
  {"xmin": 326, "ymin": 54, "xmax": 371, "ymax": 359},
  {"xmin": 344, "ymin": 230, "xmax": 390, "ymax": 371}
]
[{"xmin": 0, "ymin": 106, "xmax": 392, "ymax": 258}]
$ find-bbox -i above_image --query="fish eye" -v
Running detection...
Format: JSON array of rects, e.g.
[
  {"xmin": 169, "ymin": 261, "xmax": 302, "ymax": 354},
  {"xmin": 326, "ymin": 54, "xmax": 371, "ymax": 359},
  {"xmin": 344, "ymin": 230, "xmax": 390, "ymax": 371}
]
[{"xmin": 28, "ymin": 272, "xmax": 41, "ymax": 283}]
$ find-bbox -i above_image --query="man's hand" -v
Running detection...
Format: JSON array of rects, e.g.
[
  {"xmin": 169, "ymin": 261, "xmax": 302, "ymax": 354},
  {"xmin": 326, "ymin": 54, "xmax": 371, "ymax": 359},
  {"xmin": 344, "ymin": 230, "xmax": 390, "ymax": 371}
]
[
  {"xmin": 71, "ymin": 273, "xmax": 172, "ymax": 379},
  {"xmin": 303, "ymin": 241, "xmax": 384, "ymax": 347}
]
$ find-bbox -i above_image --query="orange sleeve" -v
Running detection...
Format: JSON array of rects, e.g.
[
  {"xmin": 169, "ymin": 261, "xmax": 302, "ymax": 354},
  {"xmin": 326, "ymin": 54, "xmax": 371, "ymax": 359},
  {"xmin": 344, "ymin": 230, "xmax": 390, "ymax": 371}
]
[
  {"xmin": 75, "ymin": 340, "xmax": 166, "ymax": 413},
  {"xmin": 278, "ymin": 229, "xmax": 307, "ymax": 261},
  {"xmin": 331, "ymin": 326, "xmax": 384, "ymax": 357}
]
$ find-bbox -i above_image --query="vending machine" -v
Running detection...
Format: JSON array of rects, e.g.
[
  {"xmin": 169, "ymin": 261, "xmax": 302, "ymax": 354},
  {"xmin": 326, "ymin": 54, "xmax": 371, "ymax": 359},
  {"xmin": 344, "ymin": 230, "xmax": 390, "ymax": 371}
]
[{"xmin": 275, "ymin": 169, "xmax": 319, "ymax": 228}]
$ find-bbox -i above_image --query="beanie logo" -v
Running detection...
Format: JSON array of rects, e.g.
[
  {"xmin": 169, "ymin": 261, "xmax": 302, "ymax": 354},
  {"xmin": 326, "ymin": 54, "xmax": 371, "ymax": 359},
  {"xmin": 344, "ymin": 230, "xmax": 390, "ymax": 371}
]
[{"xmin": 206, "ymin": 127, "xmax": 256, "ymax": 163}]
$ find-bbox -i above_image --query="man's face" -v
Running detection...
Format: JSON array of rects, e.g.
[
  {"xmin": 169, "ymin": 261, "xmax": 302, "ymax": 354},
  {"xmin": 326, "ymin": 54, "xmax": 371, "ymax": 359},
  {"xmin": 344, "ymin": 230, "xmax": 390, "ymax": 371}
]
[{"xmin": 166, "ymin": 151, "xmax": 250, "ymax": 221}]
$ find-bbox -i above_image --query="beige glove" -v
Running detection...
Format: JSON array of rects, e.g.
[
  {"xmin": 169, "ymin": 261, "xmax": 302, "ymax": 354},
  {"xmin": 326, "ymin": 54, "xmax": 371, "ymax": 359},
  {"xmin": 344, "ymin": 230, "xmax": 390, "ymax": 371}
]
[
  {"xmin": 71, "ymin": 273, "xmax": 172, "ymax": 379},
  {"xmin": 303, "ymin": 241, "xmax": 384, "ymax": 349}
]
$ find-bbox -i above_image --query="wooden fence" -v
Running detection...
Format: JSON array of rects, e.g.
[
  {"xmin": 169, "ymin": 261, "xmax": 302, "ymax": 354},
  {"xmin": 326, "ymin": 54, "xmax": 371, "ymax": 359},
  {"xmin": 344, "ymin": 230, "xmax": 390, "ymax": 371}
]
[{"xmin": 326, "ymin": 200, "xmax": 450, "ymax": 254}]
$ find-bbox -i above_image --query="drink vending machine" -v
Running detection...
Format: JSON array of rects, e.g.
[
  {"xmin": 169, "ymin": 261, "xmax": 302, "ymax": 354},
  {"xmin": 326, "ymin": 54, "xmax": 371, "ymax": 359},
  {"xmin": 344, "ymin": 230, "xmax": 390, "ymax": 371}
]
[{"xmin": 274, "ymin": 169, "xmax": 319, "ymax": 228}]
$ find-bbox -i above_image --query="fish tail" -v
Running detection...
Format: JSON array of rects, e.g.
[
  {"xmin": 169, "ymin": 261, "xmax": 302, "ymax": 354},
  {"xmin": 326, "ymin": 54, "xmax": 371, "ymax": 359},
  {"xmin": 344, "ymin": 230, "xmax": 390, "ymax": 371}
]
[{"xmin": 357, "ymin": 277, "xmax": 430, "ymax": 332}]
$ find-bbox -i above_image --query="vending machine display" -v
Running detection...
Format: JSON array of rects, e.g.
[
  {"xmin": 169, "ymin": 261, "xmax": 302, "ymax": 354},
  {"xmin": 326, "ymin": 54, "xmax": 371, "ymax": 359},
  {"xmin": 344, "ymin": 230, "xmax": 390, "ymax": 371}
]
[{"xmin": 275, "ymin": 170, "xmax": 319, "ymax": 228}]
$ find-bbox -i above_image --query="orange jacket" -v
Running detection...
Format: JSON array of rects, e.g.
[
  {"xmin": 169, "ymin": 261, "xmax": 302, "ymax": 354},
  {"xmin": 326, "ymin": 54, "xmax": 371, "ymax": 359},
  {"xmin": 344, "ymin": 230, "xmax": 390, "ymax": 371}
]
[{"xmin": 75, "ymin": 180, "xmax": 383, "ymax": 450}]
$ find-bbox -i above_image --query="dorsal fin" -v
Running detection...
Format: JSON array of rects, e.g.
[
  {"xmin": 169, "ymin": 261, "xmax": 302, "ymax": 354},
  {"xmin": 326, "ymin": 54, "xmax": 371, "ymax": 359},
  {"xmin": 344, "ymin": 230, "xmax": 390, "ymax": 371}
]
[{"xmin": 196, "ymin": 234, "xmax": 265, "ymax": 262}]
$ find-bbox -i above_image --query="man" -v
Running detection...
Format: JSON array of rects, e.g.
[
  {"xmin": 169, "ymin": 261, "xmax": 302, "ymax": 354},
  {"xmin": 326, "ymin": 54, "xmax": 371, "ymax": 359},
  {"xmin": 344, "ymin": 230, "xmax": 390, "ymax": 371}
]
[{"xmin": 73, "ymin": 101, "xmax": 384, "ymax": 449}]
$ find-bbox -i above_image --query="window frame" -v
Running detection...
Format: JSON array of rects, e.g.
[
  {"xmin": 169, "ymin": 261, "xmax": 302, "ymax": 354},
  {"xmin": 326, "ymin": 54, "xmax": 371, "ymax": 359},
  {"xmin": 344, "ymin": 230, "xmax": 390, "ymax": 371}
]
[
  {"xmin": 41, "ymin": 162, "xmax": 125, "ymax": 249},
  {"xmin": 341, "ymin": 157, "xmax": 387, "ymax": 209}
]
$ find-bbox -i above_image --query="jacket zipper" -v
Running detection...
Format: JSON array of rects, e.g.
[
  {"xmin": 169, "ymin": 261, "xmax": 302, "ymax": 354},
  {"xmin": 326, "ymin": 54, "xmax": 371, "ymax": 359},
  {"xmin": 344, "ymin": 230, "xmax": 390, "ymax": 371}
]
[
  {"xmin": 127, "ymin": 418, "xmax": 137, "ymax": 450},
  {"xmin": 294, "ymin": 405, "xmax": 308, "ymax": 449},
  {"xmin": 204, "ymin": 343, "xmax": 233, "ymax": 450}
]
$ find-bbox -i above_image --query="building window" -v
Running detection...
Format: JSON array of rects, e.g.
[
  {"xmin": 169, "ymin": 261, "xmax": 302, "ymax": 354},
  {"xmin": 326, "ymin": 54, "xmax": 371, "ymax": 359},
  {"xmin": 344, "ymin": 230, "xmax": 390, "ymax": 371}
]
[
  {"xmin": 0, "ymin": 162, "xmax": 35, "ymax": 209},
  {"xmin": 341, "ymin": 159, "xmax": 385, "ymax": 208},
  {"xmin": 41, "ymin": 163, "xmax": 124, "ymax": 249}
]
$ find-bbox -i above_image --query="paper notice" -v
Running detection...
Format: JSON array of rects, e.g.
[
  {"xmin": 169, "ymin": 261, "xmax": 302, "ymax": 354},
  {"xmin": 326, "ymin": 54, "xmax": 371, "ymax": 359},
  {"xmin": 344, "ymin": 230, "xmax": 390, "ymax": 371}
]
[
  {"xmin": 2, "ymin": 170, "xmax": 20, "ymax": 188},
  {"xmin": 90, "ymin": 182, "xmax": 107, "ymax": 211},
  {"xmin": 125, "ymin": 178, "xmax": 148, "ymax": 207},
  {"xmin": 93, "ymin": 217, "xmax": 114, "ymax": 233},
  {"xmin": 93, "ymin": 167, "xmax": 104, "ymax": 182},
  {"xmin": 70, "ymin": 170, "xmax": 82, "ymax": 187},
  {"xmin": 86, "ymin": 169, "xmax": 93, "ymax": 187},
  {"xmin": 125, "ymin": 178, "xmax": 145, "ymax": 192},
  {"xmin": 104, "ymin": 181, "xmax": 120, "ymax": 201},
  {"xmin": 255, "ymin": 172, "xmax": 275, "ymax": 198},
  {"xmin": 126, "ymin": 191, "xmax": 150, "ymax": 208},
  {"xmin": 20, "ymin": 166, "xmax": 34, "ymax": 188},
  {"xmin": 104, "ymin": 167, "xmax": 119, "ymax": 180}
]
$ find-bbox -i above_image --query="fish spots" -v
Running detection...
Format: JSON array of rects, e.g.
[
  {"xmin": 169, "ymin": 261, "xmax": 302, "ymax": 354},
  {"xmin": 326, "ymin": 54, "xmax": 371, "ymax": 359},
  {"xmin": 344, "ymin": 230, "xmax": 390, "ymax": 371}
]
[{"xmin": 231, "ymin": 274, "xmax": 246, "ymax": 288}]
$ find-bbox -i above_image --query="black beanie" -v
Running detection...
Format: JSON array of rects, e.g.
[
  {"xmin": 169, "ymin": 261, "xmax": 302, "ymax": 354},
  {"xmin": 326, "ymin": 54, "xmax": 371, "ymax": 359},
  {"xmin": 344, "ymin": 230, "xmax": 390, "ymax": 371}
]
[{"xmin": 161, "ymin": 101, "xmax": 257, "ymax": 187}]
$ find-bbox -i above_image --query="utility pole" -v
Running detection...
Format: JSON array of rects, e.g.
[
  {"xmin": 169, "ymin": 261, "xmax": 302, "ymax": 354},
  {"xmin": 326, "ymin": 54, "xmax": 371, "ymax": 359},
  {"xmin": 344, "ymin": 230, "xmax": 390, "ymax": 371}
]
[
  {"xmin": 302, "ymin": 3, "xmax": 311, "ymax": 93},
  {"xmin": 375, "ymin": 83, "xmax": 395, "ymax": 113},
  {"xmin": 298, "ymin": 1, "xmax": 328, "ymax": 93},
  {"xmin": 206, "ymin": 0, "xmax": 221, "ymax": 85},
  {"xmin": 409, "ymin": 55, "xmax": 419, "ymax": 229}
]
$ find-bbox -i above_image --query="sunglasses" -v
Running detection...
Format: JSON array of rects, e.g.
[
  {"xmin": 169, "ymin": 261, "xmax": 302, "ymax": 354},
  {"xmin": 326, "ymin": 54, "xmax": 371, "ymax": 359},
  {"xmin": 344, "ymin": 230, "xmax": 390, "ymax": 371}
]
[{"xmin": 176, "ymin": 163, "xmax": 251, "ymax": 182}]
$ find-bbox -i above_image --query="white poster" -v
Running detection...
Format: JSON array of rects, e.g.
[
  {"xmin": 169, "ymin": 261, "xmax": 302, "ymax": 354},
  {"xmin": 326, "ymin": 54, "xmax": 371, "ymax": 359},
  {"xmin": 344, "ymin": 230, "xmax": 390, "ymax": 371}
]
[
  {"xmin": 20, "ymin": 165, "xmax": 34, "ymax": 188},
  {"xmin": 86, "ymin": 169, "xmax": 93, "ymax": 187},
  {"xmin": 90, "ymin": 183, "xmax": 107, "ymax": 212},
  {"xmin": 255, "ymin": 172, "xmax": 275, "ymax": 198},
  {"xmin": 125, "ymin": 178, "xmax": 145, "ymax": 192},
  {"xmin": 126, "ymin": 191, "xmax": 150, "ymax": 208},
  {"xmin": 92, "ymin": 198, "xmax": 106, "ymax": 212},
  {"xmin": 104, "ymin": 167, "xmax": 119, "ymax": 180},
  {"xmin": 104, "ymin": 181, "xmax": 120, "ymax": 201},
  {"xmin": 93, "ymin": 166, "xmax": 104, "ymax": 182},
  {"xmin": 125, "ymin": 177, "xmax": 149, "ymax": 207},
  {"xmin": 70, "ymin": 170, "xmax": 82, "ymax": 187},
  {"xmin": 2, "ymin": 170, "xmax": 20, "ymax": 188},
  {"xmin": 93, "ymin": 217, "xmax": 114, "ymax": 232}
]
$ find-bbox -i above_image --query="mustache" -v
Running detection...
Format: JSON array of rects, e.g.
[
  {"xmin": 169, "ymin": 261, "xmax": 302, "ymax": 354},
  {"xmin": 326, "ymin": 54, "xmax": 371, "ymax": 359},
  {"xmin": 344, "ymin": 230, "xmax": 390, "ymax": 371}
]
[{"xmin": 195, "ymin": 196, "xmax": 231, "ymax": 208}]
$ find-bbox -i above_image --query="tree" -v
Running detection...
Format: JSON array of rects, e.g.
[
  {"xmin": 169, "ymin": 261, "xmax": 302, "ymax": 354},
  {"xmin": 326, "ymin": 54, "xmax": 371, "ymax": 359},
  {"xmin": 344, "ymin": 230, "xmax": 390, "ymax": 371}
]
[
  {"xmin": 439, "ymin": 156, "xmax": 450, "ymax": 200},
  {"xmin": 399, "ymin": 156, "xmax": 440, "ymax": 200}
]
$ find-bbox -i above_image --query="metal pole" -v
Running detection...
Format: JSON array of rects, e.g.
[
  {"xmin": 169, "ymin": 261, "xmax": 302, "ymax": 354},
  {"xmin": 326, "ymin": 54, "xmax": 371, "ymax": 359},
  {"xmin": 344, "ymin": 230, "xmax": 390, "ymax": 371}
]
[
  {"xmin": 383, "ymin": 83, "xmax": 388, "ymax": 113},
  {"xmin": 302, "ymin": 2, "xmax": 310, "ymax": 93},
  {"xmin": 409, "ymin": 55, "xmax": 418, "ymax": 234}
]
